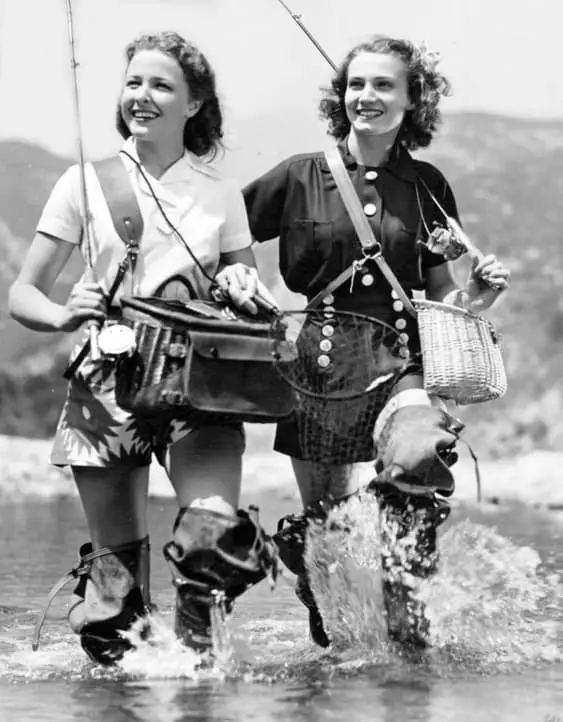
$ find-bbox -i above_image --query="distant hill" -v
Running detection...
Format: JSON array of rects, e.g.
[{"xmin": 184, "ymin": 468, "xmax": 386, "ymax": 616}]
[{"xmin": 1, "ymin": 113, "xmax": 562, "ymax": 458}]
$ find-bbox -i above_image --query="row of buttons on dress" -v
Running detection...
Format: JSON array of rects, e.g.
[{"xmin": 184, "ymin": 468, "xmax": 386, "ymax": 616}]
[
  {"xmin": 392, "ymin": 287, "xmax": 410, "ymax": 359},
  {"xmin": 362, "ymin": 168, "xmax": 410, "ymax": 360},
  {"xmin": 359, "ymin": 169, "xmax": 378, "ymax": 287},
  {"xmin": 315, "ymin": 289, "xmax": 410, "ymax": 367},
  {"xmin": 314, "ymin": 168, "xmax": 410, "ymax": 367},
  {"xmin": 317, "ymin": 293, "xmax": 336, "ymax": 368},
  {"xmin": 363, "ymin": 169, "xmax": 378, "ymax": 220}
]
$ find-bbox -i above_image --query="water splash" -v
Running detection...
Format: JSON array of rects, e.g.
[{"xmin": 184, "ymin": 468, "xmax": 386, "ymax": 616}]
[
  {"xmin": 424, "ymin": 519, "xmax": 562, "ymax": 668},
  {"xmin": 305, "ymin": 493, "xmax": 562, "ymax": 674},
  {"xmin": 1, "ymin": 497, "xmax": 560, "ymax": 686},
  {"xmin": 118, "ymin": 609, "xmax": 238, "ymax": 680},
  {"xmin": 0, "ymin": 607, "xmax": 240, "ymax": 683},
  {"xmin": 306, "ymin": 494, "xmax": 389, "ymax": 651}
]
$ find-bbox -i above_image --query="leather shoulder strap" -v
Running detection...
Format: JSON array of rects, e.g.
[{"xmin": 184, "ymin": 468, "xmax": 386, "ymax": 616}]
[
  {"xmin": 92, "ymin": 156, "xmax": 144, "ymax": 245},
  {"xmin": 306, "ymin": 266, "xmax": 355, "ymax": 310},
  {"xmin": 64, "ymin": 157, "xmax": 144, "ymax": 382},
  {"xmin": 324, "ymin": 144, "xmax": 417, "ymax": 318}
]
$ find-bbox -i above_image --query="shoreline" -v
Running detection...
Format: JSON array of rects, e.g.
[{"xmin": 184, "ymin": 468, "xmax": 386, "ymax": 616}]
[{"xmin": 0, "ymin": 432, "xmax": 562, "ymax": 509}]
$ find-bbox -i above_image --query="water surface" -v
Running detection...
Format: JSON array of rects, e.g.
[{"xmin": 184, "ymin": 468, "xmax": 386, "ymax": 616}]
[{"xmin": 0, "ymin": 489, "xmax": 561, "ymax": 722}]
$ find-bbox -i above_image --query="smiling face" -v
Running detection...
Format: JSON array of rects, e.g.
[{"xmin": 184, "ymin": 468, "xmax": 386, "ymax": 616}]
[
  {"xmin": 344, "ymin": 51, "xmax": 412, "ymax": 138},
  {"xmin": 120, "ymin": 49, "xmax": 201, "ymax": 145}
]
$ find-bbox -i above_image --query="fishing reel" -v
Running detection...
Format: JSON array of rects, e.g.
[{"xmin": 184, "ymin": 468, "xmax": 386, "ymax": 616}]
[{"xmin": 97, "ymin": 322, "xmax": 137, "ymax": 360}]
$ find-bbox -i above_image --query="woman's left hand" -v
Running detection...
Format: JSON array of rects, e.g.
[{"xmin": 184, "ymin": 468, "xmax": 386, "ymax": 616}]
[
  {"xmin": 214, "ymin": 263, "xmax": 259, "ymax": 314},
  {"xmin": 465, "ymin": 254, "xmax": 511, "ymax": 311}
]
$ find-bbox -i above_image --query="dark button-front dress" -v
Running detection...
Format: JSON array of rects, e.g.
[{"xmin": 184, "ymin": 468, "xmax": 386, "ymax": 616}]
[{"xmin": 243, "ymin": 140, "xmax": 460, "ymax": 462}]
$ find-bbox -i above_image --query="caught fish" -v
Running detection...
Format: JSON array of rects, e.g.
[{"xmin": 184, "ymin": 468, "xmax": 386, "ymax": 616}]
[{"xmin": 425, "ymin": 217, "xmax": 485, "ymax": 263}]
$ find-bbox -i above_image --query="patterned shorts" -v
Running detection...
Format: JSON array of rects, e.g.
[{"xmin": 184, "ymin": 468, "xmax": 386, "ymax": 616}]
[{"xmin": 51, "ymin": 350, "xmax": 241, "ymax": 468}]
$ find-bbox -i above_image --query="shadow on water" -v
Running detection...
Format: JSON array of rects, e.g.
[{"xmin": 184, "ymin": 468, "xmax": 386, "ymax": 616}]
[{"xmin": 0, "ymin": 491, "xmax": 562, "ymax": 721}]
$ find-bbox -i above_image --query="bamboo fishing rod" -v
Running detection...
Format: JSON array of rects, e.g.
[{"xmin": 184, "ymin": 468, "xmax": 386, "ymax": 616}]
[
  {"xmin": 274, "ymin": 0, "xmax": 488, "ymax": 270},
  {"xmin": 64, "ymin": 0, "xmax": 100, "ymax": 360},
  {"xmin": 274, "ymin": 0, "xmax": 338, "ymax": 71}
]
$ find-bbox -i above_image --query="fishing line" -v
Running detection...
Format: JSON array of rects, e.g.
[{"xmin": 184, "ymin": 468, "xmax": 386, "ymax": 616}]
[{"xmin": 120, "ymin": 149, "xmax": 218, "ymax": 286}]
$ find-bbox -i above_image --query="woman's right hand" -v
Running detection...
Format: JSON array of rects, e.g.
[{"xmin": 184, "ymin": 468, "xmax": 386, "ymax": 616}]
[{"xmin": 58, "ymin": 281, "xmax": 107, "ymax": 332}]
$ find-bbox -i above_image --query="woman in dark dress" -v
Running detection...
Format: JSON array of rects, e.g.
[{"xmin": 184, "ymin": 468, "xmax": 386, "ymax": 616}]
[{"xmin": 243, "ymin": 36, "xmax": 510, "ymax": 648}]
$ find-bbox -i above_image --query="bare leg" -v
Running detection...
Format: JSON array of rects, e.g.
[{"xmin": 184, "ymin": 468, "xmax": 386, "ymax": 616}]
[
  {"xmin": 165, "ymin": 424, "xmax": 244, "ymax": 515},
  {"xmin": 291, "ymin": 458, "xmax": 360, "ymax": 507},
  {"xmin": 72, "ymin": 465, "xmax": 150, "ymax": 548}
]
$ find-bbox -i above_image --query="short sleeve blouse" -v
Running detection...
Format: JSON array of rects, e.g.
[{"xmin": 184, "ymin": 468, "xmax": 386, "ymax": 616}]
[{"xmin": 36, "ymin": 139, "xmax": 252, "ymax": 301}]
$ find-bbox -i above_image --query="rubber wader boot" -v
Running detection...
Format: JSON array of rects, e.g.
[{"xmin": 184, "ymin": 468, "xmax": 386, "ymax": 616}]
[
  {"xmin": 375, "ymin": 487, "xmax": 450, "ymax": 647},
  {"xmin": 163, "ymin": 506, "xmax": 278, "ymax": 653},
  {"xmin": 66, "ymin": 536, "xmax": 152, "ymax": 665},
  {"xmin": 370, "ymin": 402, "xmax": 462, "ymax": 646},
  {"xmin": 274, "ymin": 495, "xmax": 355, "ymax": 649}
]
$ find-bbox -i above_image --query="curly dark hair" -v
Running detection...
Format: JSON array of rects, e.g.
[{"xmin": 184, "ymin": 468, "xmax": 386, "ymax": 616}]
[
  {"xmin": 319, "ymin": 35, "xmax": 451, "ymax": 151},
  {"xmin": 116, "ymin": 32, "xmax": 223, "ymax": 159}
]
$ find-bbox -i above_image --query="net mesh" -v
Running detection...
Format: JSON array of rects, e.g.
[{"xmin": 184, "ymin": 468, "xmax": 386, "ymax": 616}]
[{"xmin": 270, "ymin": 310, "xmax": 409, "ymax": 467}]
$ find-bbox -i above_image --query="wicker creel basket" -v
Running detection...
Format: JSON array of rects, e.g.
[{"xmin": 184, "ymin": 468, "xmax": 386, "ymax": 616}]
[{"xmin": 414, "ymin": 299, "xmax": 508, "ymax": 405}]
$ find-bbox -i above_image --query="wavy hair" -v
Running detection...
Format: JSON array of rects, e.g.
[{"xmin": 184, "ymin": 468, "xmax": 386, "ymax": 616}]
[
  {"xmin": 116, "ymin": 32, "xmax": 223, "ymax": 159},
  {"xmin": 319, "ymin": 36, "xmax": 451, "ymax": 151}
]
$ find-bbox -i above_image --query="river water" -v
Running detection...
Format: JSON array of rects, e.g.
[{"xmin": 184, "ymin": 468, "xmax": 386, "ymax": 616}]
[{"xmin": 0, "ymin": 483, "xmax": 561, "ymax": 722}]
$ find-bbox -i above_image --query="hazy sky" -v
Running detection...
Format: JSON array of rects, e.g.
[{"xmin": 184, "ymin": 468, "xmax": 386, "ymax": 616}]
[{"xmin": 0, "ymin": 0, "xmax": 560, "ymax": 160}]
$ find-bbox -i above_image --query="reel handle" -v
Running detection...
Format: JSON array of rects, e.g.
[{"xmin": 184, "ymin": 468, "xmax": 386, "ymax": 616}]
[
  {"xmin": 210, "ymin": 283, "xmax": 282, "ymax": 319},
  {"xmin": 83, "ymin": 267, "xmax": 101, "ymax": 360},
  {"xmin": 253, "ymin": 292, "xmax": 283, "ymax": 319}
]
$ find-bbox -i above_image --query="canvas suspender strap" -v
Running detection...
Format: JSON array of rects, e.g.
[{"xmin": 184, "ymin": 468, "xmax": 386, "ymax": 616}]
[
  {"xmin": 94, "ymin": 156, "xmax": 144, "ymax": 250},
  {"xmin": 93, "ymin": 156, "xmax": 144, "ymax": 300},
  {"xmin": 63, "ymin": 156, "xmax": 144, "ymax": 379},
  {"xmin": 321, "ymin": 144, "xmax": 417, "ymax": 318}
]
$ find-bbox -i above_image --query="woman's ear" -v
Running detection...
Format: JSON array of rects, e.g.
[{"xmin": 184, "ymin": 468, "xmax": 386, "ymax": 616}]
[{"xmin": 186, "ymin": 99, "xmax": 203, "ymax": 119}]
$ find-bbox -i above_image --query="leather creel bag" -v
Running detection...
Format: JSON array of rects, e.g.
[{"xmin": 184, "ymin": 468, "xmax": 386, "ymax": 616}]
[{"xmin": 113, "ymin": 296, "xmax": 296, "ymax": 423}]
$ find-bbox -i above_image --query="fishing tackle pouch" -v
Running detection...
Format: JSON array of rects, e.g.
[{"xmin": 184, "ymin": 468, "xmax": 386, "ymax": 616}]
[{"xmin": 113, "ymin": 296, "xmax": 296, "ymax": 423}]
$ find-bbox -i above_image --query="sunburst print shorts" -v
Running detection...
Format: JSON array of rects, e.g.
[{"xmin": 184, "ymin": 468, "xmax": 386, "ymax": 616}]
[{"xmin": 51, "ymin": 352, "xmax": 242, "ymax": 468}]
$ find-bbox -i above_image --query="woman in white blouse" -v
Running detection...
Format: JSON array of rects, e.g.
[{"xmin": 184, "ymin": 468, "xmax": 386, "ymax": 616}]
[{"xmin": 9, "ymin": 32, "xmax": 275, "ymax": 665}]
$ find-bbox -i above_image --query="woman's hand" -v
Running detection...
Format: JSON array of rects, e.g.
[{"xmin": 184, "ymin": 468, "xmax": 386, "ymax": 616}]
[
  {"xmin": 214, "ymin": 263, "xmax": 260, "ymax": 314},
  {"xmin": 464, "ymin": 254, "xmax": 511, "ymax": 312},
  {"xmin": 58, "ymin": 281, "xmax": 107, "ymax": 332}
]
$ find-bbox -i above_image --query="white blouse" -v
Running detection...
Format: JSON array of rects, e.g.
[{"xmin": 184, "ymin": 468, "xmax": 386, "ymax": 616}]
[{"xmin": 36, "ymin": 138, "xmax": 252, "ymax": 301}]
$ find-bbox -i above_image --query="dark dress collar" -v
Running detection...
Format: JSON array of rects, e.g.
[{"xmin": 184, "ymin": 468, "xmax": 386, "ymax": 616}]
[{"xmin": 325, "ymin": 137, "xmax": 417, "ymax": 183}]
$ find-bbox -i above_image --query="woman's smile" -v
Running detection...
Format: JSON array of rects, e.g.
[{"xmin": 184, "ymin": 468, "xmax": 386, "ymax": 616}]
[
  {"xmin": 345, "ymin": 51, "xmax": 412, "ymax": 136},
  {"xmin": 120, "ymin": 49, "xmax": 192, "ymax": 142}
]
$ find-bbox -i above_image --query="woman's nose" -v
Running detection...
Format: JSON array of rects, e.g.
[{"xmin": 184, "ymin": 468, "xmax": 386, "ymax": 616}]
[
  {"xmin": 360, "ymin": 84, "xmax": 377, "ymax": 101},
  {"xmin": 134, "ymin": 85, "xmax": 152, "ymax": 103}
]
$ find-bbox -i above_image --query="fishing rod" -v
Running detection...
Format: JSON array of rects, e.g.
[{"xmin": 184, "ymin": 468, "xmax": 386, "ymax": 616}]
[
  {"xmin": 64, "ymin": 0, "xmax": 100, "ymax": 360},
  {"xmin": 274, "ymin": 0, "xmax": 338, "ymax": 71}
]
